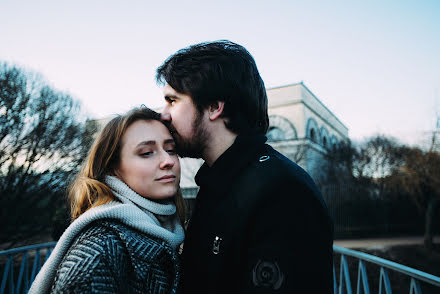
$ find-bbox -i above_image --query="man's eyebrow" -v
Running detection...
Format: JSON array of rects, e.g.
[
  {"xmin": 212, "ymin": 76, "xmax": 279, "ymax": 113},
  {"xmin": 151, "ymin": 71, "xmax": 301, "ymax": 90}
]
[{"xmin": 164, "ymin": 139, "xmax": 175, "ymax": 145}]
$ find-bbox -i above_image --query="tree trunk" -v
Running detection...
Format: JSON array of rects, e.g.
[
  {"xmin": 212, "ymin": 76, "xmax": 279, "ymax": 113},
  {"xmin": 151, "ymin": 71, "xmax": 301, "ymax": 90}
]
[{"xmin": 424, "ymin": 197, "xmax": 439, "ymax": 250}]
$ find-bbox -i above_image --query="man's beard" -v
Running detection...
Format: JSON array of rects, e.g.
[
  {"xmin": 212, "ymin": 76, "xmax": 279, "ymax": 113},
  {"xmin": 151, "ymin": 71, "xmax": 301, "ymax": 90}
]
[{"xmin": 168, "ymin": 111, "xmax": 209, "ymax": 159}]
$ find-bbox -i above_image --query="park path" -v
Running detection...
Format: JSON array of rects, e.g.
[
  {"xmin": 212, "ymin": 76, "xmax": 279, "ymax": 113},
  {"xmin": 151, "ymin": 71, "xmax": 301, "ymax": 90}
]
[{"xmin": 334, "ymin": 235, "xmax": 440, "ymax": 249}]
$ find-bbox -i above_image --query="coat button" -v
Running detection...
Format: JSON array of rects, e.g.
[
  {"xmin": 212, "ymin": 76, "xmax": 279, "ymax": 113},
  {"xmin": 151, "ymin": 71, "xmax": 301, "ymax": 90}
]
[{"xmin": 259, "ymin": 155, "xmax": 270, "ymax": 162}]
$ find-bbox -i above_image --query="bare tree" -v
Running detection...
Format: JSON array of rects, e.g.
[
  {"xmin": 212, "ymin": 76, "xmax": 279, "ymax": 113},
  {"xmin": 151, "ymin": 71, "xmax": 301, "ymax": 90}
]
[
  {"xmin": 323, "ymin": 136, "xmax": 406, "ymax": 183},
  {"xmin": 387, "ymin": 115, "xmax": 440, "ymax": 249},
  {"xmin": 429, "ymin": 116, "xmax": 440, "ymax": 152},
  {"xmin": 390, "ymin": 146, "xmax": 440, "ymax": 249},
  {"xmin": 290, "ymin": 140, "xmax": 308, "ymax": 166},
  {"xmin": 324, "ymin": 134, "xmax": 440, "ymax": 249},
  {"xmin": 0, "ymin": 62, "xmax": 98, "ymax": 247}
]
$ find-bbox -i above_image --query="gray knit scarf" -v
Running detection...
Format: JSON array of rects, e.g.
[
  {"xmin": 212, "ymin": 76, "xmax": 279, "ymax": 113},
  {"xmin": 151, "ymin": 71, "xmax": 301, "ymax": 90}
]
[{"xmin": 29, "ymin": 176, "xmax": 185, "ymax": 294}]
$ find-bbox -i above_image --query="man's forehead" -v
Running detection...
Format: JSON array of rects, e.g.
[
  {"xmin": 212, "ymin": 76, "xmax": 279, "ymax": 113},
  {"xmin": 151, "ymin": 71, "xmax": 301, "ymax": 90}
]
[
  {"xmin": 163, "ymin": 85, "xmax": 194, "ymax": 103},
  {"xmin": 163, "ymin": 84, "xmax": 179, "ymax": 95}
]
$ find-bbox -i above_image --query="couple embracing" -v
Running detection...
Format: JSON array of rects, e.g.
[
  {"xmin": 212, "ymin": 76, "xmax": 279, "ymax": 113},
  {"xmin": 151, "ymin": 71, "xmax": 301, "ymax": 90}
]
[{"xmin": 30, "ymin": 40, "xmax": 333, "ymax": 294}]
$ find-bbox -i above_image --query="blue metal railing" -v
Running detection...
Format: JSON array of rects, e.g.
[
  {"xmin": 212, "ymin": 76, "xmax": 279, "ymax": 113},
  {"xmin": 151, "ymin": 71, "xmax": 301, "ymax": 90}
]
[
  {"xmin": 1, "ymin": 243, "xmax": 440, "ymax": 293},
  {"xmin": 333, "ymin": 245, "xmax": 440, "ymax": 294},
  {"xmin": 0, "ymin": 242, "xmax": 56, "ymax": 294}
]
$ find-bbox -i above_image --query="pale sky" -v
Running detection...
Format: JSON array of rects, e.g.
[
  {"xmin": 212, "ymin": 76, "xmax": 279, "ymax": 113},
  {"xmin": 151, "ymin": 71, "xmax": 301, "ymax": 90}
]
[{"xmin": 1, "ymin": 0, "xmax": 439, "ymax": 146}]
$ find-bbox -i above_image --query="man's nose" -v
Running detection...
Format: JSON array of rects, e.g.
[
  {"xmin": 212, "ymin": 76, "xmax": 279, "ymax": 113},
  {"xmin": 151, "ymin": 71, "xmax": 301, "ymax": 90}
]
[{"xmin": 161, "ymin": 108, "xmax": 171, "ymax": 121}]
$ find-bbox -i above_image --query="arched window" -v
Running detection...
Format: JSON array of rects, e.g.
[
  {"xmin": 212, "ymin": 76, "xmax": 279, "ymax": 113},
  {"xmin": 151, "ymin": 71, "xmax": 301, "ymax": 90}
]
[
  {"xmin": 320, "ymin": 126, "xmax": 330, "ymax": 148},
  {"xmin": 331, "ymin": 136, "xmax": 338, "ymax": 149},
  {"xmin": 306, "ymin": 118, "xmax": 319, "ymax": 143},
  {"xmin": 310, "ymin": 128, "xmax": 316, "ymax": 142},
  {"xmin": 266, "ymin": 127, "xmax": 286, "ymax": 142},
  {"xmin": 267, "ymin": 115, "xmax": 297, "ymax": 141}
]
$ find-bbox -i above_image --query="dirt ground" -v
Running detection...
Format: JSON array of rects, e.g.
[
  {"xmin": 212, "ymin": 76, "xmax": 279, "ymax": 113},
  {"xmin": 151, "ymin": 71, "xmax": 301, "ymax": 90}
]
[{"xmin": 333, "ymin": 243, "xmax": 440, "ymax": 294}]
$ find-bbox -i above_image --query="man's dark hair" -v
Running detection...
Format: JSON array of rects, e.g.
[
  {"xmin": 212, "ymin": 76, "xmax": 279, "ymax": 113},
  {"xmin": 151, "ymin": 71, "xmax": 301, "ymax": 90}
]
[{"xmin": 156, "ymin": 40, "xmax": 269, "ymax": 134}]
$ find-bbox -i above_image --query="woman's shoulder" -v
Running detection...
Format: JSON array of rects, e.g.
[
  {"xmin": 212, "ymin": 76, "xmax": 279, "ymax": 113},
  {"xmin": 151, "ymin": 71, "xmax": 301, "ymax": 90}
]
[
  {"xmin": 51, "ymin": 221, "xmax": 129, "ymax": 293},
  {"xmin": 58, "ymin": 220, "xmax": 130, "ymax": 268},
  {"xmin": 59, "ymin": 218, "xmax": 179, "ymax": 277},
  {"xmin": 73, "ymin": 219, "xmax": 177, "ymax": 261},
  {"xmin": 64, "ymin": 220, "xmax": 124, "ymax": 255},
  {"xmin": 52, "ymin": 219, "xmax": 180, "ymax": 293}
]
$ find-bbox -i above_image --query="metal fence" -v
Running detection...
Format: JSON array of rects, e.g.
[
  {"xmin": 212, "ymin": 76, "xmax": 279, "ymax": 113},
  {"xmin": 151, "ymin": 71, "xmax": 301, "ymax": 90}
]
[
  {"xmin": 1, "ymin": 243, "xmax": 440, "ymax": 293},
  {"xmin": 0, "ymin": 242, "xmax": 56, "ymax": 294},
  {"xmin": 333, "ymin": 245, "xmax": 440, "ymax": 294}
]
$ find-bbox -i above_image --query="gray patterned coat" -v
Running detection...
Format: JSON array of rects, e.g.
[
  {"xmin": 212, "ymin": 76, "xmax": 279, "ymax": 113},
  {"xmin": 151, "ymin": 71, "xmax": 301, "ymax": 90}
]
[{"xmin": 50, "ymin": 220, "xmax": 181, "ymax": 294}]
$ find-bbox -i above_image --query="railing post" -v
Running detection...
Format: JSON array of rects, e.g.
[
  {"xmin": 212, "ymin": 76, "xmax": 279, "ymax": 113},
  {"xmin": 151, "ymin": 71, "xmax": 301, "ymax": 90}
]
[
  {"xmin": 30, "ymin": 249, "xmax": 40, "ymax": 283},
  {"xmin": 339, "ymin": 255, "xmax": 353, "ymax": 294},
  {"xmin": 379, "ymin": 267, "xmax": 392, "ymax": 294},
  {"xmin": 8, "ymin": 258, "xmax": 13, "ymax": 294},
  {"xmin": 334, "ymin": 245, "xmax": 440, "ymax": 290},
  {"xmin": 45, "ymin": 248, "xmax": 53, "ymax": 263},
  {"xmin": 410, "ymin": 278, "xmax": 422, "ymax": 294},
  {"xmin": 0, "ymin": 257, "xmax": 12, "ymax": 294},
  {"xmin": 16, "ymin": 252, "xmax": 29, "ymax": 294},
  {"xmin": 356, "ymin": 260, "xmax": 370, "ymax": 294},
  {"xmin": 1, "ymin": 242, "xmax": 57, "ymax": 294}
]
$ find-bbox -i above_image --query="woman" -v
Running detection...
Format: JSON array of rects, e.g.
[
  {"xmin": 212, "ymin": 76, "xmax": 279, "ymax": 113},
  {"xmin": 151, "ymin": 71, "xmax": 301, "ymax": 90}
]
[{"xmin": 29, "ymin": 107, "xmax": 185, "ymax": 294}]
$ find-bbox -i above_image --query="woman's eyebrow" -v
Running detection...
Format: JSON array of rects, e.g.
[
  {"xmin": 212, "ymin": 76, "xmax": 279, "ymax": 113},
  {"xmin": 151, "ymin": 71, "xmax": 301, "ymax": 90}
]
[
  {"xmin": 136, "ymin": 139, "xmax": 174, "ymax": 147},
  {"xmin": 136, "ymin": 140, "xmax": 156, "ymax": 148}
]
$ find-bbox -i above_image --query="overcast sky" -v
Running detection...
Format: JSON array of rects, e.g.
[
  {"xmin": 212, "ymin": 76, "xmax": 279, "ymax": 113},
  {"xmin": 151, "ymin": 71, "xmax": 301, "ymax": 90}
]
[{"xmin": 1, "ymin": 0, "xmax": 439, "ymax": 146}]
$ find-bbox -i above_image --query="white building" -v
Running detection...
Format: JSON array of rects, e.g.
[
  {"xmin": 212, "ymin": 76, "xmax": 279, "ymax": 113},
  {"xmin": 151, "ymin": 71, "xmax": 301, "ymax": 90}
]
[{"xmin": 181, "ymin": 82, "xmax": 349, "ymax": 199}]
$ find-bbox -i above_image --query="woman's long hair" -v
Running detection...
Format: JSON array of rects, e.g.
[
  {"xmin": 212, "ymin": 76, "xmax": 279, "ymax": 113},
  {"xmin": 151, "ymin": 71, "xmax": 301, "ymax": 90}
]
[{"xmin": 68, "ymin": 106, "xmax": 186, "ymax": 225}]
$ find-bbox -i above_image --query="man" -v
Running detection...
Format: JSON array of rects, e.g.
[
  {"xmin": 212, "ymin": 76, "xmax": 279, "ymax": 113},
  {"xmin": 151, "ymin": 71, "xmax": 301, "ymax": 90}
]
[{"xmin": 156, "ymin": 40, "xmax": 334, "ymax": 293}]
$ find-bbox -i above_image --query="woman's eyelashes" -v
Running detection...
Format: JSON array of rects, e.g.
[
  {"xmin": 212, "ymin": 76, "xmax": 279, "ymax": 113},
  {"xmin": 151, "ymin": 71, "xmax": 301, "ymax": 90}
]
[
  {"xmin": 139, "ymin": 147, "xmax": 176, "ymax": 157},
  {"xmin": 140, "ymin": 150, "xmax": 154, "ymax": 157}
]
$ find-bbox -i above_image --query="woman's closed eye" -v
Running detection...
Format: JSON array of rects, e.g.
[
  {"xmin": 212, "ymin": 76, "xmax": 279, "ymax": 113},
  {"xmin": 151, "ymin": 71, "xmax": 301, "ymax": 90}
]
[{"xmin": 140, "ymin": 151, "xmax": 154, "ymax": 157}]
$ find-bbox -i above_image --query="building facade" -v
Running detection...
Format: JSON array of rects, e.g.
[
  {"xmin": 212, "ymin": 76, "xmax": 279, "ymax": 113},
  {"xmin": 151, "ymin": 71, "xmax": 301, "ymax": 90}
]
[{"xmin": 180, "ymin": 82, "xmax": 349, "ymax": 200}]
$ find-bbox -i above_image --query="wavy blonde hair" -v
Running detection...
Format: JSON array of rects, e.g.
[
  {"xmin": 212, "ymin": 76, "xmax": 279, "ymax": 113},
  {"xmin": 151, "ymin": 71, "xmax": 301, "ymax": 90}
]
[{"xmin": 68, "ymin": 107, "xmax": 186, "ymax": 225}]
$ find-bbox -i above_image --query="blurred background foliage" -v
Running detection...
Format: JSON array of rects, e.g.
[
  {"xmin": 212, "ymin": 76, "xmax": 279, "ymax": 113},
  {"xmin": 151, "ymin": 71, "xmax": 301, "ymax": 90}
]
[
  {"xmin": 320, "ymin": 134, "xmax": 440, "ymax": 249},
  {"xmin": 0, "ymin": 62, "xmax": 98, "ymax": 248}
]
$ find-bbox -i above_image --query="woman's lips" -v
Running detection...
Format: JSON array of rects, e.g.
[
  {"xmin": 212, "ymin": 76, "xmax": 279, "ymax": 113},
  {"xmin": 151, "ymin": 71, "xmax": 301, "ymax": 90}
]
[{"xmin": 156, "ymin": 175, "xmax": 176, "ymax": 182}]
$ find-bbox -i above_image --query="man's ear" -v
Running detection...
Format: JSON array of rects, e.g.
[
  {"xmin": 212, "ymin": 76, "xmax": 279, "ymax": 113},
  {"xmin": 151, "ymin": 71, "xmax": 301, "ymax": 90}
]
[{"xmin": 208, "ymin": 101, "xmax": 225, "ymax": 121}]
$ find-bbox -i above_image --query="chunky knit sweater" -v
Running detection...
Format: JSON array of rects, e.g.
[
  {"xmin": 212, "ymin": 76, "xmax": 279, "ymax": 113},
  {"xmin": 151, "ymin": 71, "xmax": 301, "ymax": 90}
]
[
  {"xmin": 50, "ymin": 220, "xmax": 181, "ymax": 293},
  {"xmin": 29, "ymin": 176, "xmax": 185, "ymax": 294}
]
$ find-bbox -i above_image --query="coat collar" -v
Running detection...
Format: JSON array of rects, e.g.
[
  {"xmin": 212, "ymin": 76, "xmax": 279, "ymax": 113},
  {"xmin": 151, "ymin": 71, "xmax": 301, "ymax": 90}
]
[{"xmin": 195, "ymin": 133, "xmax": 267, "ymax": 194}]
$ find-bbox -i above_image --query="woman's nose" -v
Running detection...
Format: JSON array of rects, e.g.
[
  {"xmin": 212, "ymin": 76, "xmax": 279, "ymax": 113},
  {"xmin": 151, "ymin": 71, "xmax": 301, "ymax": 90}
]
[{"xmin": 160, "ymin": 151, "xmax": 175, "ymax": 169}]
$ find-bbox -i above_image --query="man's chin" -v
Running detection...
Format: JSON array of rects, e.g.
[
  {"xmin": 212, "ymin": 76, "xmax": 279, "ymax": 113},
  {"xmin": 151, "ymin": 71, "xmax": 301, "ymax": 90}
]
[
  {"xmin": 175, "ymin": 142, "xmax": 203, "ymax": 158},
  {"xmin": 176, "ymin": 149, "xmax": 203, "ymax": 159}
]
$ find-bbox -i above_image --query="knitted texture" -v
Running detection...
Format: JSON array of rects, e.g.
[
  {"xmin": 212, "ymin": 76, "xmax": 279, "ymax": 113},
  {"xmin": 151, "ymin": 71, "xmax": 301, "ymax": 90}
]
[
  {"xmin": 29, "ymin": 176, "xmax": 184, "ymax": 294},
  {"xmin": 50, "ymin": 220, "xmax": 180, "ymax": 294}
]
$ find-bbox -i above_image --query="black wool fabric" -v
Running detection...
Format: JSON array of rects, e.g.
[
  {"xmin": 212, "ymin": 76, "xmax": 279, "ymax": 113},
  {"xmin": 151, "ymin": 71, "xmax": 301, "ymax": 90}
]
[{"xmin": 181, "ymin": 133, "xmax": 334, "ymax": 294}]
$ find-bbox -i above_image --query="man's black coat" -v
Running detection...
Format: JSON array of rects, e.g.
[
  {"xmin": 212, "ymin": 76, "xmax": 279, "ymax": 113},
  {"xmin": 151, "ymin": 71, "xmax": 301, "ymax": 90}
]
[{"xmin": 181, "ymin": 134, "xmax": 334, "ymax": 294}]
